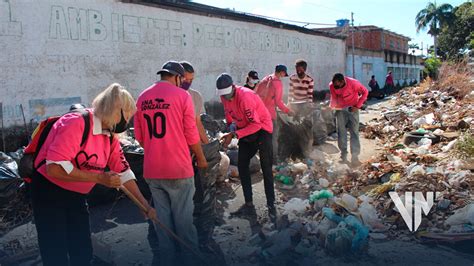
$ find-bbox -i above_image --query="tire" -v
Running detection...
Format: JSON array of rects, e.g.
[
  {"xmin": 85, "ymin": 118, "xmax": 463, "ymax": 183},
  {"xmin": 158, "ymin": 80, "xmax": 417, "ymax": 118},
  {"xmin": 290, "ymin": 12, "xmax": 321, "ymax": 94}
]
[{"xmin": 403, "ymin": 131, "xmax": 441, "ymax": 146}]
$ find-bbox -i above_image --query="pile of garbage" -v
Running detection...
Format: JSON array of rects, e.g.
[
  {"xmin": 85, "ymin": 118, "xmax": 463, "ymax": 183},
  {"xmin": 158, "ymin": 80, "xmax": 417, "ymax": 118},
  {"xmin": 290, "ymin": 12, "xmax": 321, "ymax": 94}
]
[
  {"xmin": 0, "ymin": 150, "xmax": 31, "ymax": 236},
  {"xmin": 352, "ymin": 84, "xmax": 474, "ymax": 235}
]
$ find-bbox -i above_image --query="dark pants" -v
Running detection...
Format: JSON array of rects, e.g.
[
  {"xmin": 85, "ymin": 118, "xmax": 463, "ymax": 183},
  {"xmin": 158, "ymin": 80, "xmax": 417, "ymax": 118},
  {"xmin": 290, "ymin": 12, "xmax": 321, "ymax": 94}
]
[
  {"xmin": 31, "ymin": 172, "xmax": 92, "ymax": 266},
  {"xmin": 238, "ymin": 130, "xmax": 275, "ymax": 206}
]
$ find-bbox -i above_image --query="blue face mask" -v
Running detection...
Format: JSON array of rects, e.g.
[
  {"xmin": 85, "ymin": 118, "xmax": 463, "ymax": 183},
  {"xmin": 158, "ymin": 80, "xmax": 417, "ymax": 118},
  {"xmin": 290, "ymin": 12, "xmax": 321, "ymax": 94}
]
[{"xmin": 250, "ymin": 79, "xmax": 259, "ymax": 84}]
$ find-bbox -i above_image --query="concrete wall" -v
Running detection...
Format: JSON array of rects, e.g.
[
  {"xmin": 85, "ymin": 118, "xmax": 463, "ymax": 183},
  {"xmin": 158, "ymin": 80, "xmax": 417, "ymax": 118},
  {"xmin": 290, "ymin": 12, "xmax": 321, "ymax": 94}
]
[{"xmin": 0, "ymin": 0, "xmax": 345, "ymax": 126}]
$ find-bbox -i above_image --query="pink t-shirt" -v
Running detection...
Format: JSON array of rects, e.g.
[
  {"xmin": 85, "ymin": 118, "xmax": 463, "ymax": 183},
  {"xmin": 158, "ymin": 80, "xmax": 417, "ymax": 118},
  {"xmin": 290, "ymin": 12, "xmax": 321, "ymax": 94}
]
[
  {"xmin": 222, "ymin": 86, "xmax": 273, "ymax": 138},
  {"xmin": 329, "ymin": 77, "xmax": 368, "ymax": 109},
  {"xmin": 255, "ymin": 74, "xmax": 290, "ymax": 120},
  {"xmin": 36, "ymin": 109, "xmax": 130, "ymax": 194},
  {"xmin": 135, "ymin": 81, "xmax": 199, "ymax": 179}
]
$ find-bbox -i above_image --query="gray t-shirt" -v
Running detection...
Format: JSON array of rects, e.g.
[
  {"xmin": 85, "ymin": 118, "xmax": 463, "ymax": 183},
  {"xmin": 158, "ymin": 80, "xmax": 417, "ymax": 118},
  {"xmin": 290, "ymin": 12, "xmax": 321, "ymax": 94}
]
[{"xmin": 189, "ymin": 89, "xmax": 205, "ymax": 116}]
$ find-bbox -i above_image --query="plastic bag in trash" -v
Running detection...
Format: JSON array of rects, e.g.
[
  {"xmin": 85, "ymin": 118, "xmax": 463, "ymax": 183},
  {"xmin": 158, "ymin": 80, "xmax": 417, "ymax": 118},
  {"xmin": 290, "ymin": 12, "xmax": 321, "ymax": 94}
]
[
  {"xmin": 0, "ymin": 152, "xmax": 23, "ymax": 205},
  {"xmin": 325, "ymin": 222, "xmax": 353, "ymax": 255},
  {"xmin": 345, "ymin": 215, "xmax": 369, "ymax": 251},
  {"xmin": 283, "ymin": 198, "xmax": 309, "ymax": 221},
  {"xmin": 312, "ymin": 108, "xmax": 327, "ymax": 145},
  {"xmin": 446, "ymin": 204, "xmax": 474, "ymax": 226},
  {"xmin": 310, "ymin": 190, "xmax": 334, "ymax": 203},
  {"xmin": 278, "ymin": 103, "xmax": 313, "ymax": 159}
]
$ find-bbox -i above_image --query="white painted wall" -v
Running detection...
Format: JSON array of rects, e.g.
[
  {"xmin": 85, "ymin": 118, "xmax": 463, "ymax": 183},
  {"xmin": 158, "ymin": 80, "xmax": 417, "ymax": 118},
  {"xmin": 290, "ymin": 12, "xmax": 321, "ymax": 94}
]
[{"xmin": 0, "ymin": 0, "xmax": 345, "ymax": 126}]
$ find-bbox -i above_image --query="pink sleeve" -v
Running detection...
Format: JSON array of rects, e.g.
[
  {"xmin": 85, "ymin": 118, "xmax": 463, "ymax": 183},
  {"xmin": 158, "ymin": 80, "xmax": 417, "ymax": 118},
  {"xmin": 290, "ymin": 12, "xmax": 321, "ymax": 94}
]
[
  {"xmin": 274, "ymin": 80, "xmax": 289, "ymax": 113},
  {"xmin": 183, "ymin": 94, "xmax": 200, "ymax": 146},
  {"xmin": 356, "ymin": 81, "xmax": 369, "ymax": 108},
  {"xmin": 107, "ymin": 137, "xmax": 130, "ymax": 174},
  {"xmin": 134, "ymin": 104, "xmax": 144, "ymax": 143},
  {"xmin": 329, "ymin": 84, "xmax": 338, "ymax": 109},
  {"xmin": 235, "ymin": 96, "xmax": 262, "ymax": 138},
  {"xmin": 46, "ymin": 114, "xmax": 84, "ymax": 162}
]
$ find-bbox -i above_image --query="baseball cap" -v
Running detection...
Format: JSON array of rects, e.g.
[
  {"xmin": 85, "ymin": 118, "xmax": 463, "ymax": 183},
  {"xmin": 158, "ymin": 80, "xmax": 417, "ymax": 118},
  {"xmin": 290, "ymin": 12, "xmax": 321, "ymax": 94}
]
[
  {"xmin": 248, "ymin": 70, "xmax": 259, "ymax": 80},
  {"xmin": 157, "ymin": 61, "xmax": 185, "ymax": 77},
  {"xmin": 275, "ymin": 65, "xmax": 288, "ymax": 76},
  {"xmin": 216, "ymin": 73, "xmax": 234, "ymax": 96}
]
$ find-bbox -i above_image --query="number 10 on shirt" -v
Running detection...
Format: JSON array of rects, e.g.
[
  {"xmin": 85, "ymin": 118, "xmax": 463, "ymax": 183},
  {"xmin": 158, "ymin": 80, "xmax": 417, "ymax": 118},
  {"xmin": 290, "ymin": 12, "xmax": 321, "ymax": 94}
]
[{"xmin": 143, "ymin": 112, "xmax": 166, "ymax": 139}]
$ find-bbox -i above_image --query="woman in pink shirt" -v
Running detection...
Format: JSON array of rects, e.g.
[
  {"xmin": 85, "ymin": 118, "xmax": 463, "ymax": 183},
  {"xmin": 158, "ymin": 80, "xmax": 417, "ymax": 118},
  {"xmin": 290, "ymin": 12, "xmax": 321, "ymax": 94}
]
[{"xmin": 31, "ymin": 84, "xmax": 156, "ymax": 266}]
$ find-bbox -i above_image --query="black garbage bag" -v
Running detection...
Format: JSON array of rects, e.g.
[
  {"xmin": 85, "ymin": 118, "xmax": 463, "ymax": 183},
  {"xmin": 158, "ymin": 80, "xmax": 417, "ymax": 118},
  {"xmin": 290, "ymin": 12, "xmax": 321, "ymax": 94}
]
[
  {"xmin": 124, "ymin": 151, "xmax": 151, "ymax": 200},
  {"xmin": 312, "ymin": 108, "xmax": 327, "ymax": 145},
  {"xmin": 322, "ymin": 107, "xmax": 336, "ymax": 135},
  {"xmin": 278, "ymin": 103, "xmax": 313, "ymax": 160},
  {"xmin": 7, "ymin": 147, "xmax": 24, "ymax": 165},
  {"xmin": 193, "ymin": 140, "xmax": 221, "ymax": 246},
  {"xmin": 87, "ymin": 183, "xmax": 120, "ymax": 207},
  {"xmin": 201, "ymin": 113, "xmax": 227, "ymax": 137},
  {"xmin": 0, "ymin": 152, "xmax": 23, "ymax": 205}
]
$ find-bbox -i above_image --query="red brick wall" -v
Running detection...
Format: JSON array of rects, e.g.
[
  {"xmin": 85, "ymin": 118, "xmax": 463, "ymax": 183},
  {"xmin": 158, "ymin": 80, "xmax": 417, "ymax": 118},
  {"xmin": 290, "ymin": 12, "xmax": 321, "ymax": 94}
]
[{"xmin": 345, "ymin": 29, "xmax": 408, "ymax": 53}]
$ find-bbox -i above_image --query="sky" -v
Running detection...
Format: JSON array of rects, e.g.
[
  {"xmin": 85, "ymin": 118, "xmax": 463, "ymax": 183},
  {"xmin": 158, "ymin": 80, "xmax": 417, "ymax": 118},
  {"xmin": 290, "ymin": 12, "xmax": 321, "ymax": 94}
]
[{"xmin": 193, "ymin": 0, "xmax": 468, "ymax": 55}]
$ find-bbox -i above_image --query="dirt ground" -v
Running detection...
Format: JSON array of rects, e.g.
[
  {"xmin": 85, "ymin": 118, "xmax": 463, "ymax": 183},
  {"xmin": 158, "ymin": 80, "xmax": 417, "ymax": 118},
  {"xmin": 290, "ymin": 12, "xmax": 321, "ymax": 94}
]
[{"xmin": 1, "ymin": 98, "xmax": 473, "ymax": 265}]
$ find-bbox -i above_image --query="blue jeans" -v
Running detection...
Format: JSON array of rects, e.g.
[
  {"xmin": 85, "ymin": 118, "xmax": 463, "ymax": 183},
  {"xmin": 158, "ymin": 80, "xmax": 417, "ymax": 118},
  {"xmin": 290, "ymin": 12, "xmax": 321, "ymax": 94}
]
[
  {"xmin": 146, "ymin": 178, "xmax": 198, "ymax": 265},
  {"xmin": 335, "ymin": 109, "xmax": 360, "ymax": 159}
]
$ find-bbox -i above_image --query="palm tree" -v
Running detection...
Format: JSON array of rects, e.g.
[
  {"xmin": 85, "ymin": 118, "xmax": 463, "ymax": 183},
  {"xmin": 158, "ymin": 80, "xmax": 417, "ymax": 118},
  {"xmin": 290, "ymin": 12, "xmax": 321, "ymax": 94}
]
[{"xmin": 415, "ymin": 2, "xmax": 453, "ymax": 56}]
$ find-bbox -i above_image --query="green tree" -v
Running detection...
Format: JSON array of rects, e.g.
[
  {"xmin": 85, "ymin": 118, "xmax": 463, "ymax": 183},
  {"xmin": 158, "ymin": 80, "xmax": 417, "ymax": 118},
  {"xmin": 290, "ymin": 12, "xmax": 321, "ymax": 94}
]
[
  {"xmin": 409, "ymin": 43, "xmax": 420, "ymax": 55},
  {"xmin": 416, "ymin": 2, "xmax": 453, "ymax": 56},
  {"xmin": 423, "ymin": 55, "xmax": 442, "ymax": 79},
  {"xmin": 438, "ymin": 2, "xmax": 474, "ymax": 59}
]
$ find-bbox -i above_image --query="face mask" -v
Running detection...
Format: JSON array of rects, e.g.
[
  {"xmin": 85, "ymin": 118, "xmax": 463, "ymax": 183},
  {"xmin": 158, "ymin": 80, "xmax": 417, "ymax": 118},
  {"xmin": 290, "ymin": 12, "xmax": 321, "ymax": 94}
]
[
  {"xmin": 181, "ymin": 81, "xmax": 192, "ymax": 90},
  {"xmin": 112, "ymin": 109, "xmax": 128, "ymax": 133},
  {"xmin": 250, "ymin": 79, "xmax": 259, "ymax": 85}
]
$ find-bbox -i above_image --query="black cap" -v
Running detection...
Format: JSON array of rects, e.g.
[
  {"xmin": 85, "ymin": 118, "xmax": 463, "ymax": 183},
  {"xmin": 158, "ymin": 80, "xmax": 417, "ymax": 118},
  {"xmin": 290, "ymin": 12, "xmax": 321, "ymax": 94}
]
[
  {"xmin": 157, "ymin": 61, "xmax": 185, "ymax": 77},
  {"xmin": 248, "ymin": 70, "xmax": 259, "ymax": 80},
  {"xmin": 275, "ymin": 65, "xmax": 288, "ymax": 76},
  {"xmin": 216, "ymin": 73, "xmax": 234, "ymax": 96},
  {"xmin": 69, "ymin": 103, "xmax": 86, "ymax": 111}
]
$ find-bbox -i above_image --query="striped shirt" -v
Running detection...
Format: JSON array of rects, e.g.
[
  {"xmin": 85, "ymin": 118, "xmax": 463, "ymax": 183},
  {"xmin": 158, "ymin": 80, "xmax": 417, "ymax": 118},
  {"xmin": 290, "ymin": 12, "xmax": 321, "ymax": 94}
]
[{"xmin": 289, "ymin": 73, "xmax": 314, "ymax": 102}]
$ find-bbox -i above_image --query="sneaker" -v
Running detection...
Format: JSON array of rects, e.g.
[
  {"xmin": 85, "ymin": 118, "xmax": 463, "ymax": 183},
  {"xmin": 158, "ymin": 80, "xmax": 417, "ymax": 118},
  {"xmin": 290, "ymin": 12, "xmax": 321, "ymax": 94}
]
[{"xmin": 230, "ymin": 202, "xmax": 255, "ymax": 216}]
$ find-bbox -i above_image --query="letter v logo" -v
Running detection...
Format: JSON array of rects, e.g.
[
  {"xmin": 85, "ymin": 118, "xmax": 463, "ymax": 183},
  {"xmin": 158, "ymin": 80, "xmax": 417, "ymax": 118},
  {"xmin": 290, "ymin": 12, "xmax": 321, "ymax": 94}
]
[{"xmin": 389, "ymin": 192, "xmax": 438, "ymax": 232}]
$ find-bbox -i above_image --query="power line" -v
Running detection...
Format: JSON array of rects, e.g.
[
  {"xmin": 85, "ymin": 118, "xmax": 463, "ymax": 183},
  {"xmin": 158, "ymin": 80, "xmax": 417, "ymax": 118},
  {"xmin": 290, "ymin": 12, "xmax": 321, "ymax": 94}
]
[{"xmin": 239, "ymin": 11, "xmax": 337, "ymax": 26}]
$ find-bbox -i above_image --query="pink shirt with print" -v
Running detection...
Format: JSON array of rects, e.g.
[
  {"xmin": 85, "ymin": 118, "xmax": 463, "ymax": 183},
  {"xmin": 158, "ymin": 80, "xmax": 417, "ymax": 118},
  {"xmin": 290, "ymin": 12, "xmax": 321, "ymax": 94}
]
[
  {"xmin": 35, "ymin": 110, "xmax": 130, "ymax": 194},
  {"xmin": 222, "ymin": 86, "xmax": 273, "ymax": 138},
  {"xmin": 329, "ymin": 77, "xmax": 368, "ymax": 109},
  {"xmin": 255, "ymin": 74, "xmax": 290, "ymax": 120},
  {"xmin": 135, "ymin": 81, "xmax": 200, "ymax": 179}
]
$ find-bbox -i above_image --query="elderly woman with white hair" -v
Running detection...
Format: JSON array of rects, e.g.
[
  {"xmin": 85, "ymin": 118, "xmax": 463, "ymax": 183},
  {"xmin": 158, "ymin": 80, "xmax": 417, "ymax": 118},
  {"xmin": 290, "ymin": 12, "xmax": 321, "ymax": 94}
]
[{"xmin": 30, "ymin": 83, "xmax": 156, "ymax": 266}]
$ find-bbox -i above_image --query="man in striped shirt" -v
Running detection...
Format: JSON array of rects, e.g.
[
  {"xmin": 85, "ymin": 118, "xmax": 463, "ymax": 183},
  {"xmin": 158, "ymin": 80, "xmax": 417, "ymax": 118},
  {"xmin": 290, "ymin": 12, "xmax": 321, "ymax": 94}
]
[
  {"xmin": 288, "ymin": 59, "xmax": 315, "ymax": 157},
  {"xmin": 289, "ymin": 59, "xmax": 314, "ymax": 103}
]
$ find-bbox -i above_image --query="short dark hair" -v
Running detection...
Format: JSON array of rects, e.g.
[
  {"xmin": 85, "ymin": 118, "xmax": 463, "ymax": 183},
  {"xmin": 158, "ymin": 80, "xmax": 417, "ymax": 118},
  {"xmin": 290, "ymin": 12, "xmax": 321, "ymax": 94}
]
[
  {"xmin": 160, "ymin": 72, "xmax": 176, "ymax": 79},
  {"xmin": 371, "ymin": 75, "xmax": 375, "ymax": 78},
  {"xmin": 180, "ymin": 61, "xmax": 194, "ymax": 73},
  {"xmin": 295, "ymin": 59, "xmax": 307, "ymax": 69},
  {"xmin": 332, "ymin": 73, "xmax": 345, "ymax": 83}
]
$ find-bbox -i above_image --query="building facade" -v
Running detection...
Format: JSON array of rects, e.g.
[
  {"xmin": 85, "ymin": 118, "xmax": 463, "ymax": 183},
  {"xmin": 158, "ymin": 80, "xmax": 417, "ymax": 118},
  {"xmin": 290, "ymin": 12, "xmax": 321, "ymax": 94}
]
[{"xmin": 319, "ymin": 25, "xmax": 423, "ymax": 89}]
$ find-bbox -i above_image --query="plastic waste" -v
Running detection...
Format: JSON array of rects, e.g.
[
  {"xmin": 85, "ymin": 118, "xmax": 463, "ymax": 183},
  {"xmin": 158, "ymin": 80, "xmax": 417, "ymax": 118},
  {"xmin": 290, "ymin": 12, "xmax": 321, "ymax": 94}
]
[
  {"xmin": 412, "ymin": 113, "xmax": 435, "ymax": 127},
  {"xmin": 448, "ymin": 171, "xmax": 469, "ymax": 187},
  {"xmin": 418, "ymin": 138, "xmax": 432, "ymax": 147},
  {"xmin": 340, "ymin": 194, "xmax": 358, "ymax": 211},
  {"xmin": 275, "ymin": 174, "xmax": 294, "ymax": 185},
  {"xmin": 359, "ymin": 201, "xmax": 383, "ymax": 230},
  {"xmin": 408, "ymin": 164, "xmax": 426, "ymax": 176},
  {"xmin": 325, "ymin": 222, "xmax": 352, "ymax": 255},
  {"xmin": 283, "ymin": 198, "xmax": 309, "ymax": 221},
  {"xmin": 309, "ymin": 149, "xmax": 325, "ymax": 161},
  {"xmin": 382, "ymin": 125, "xmax": 396, "ymax": 133},
  {"xmin": 309, "ymin": 190, "xmax": 334, "ymax": 203},
  {"xmin": 290, "ymin": 162, "xmax": 308, "ymax": 173},
  {"xmin": 322, "ymin": 207, "xmax": 344, "ymax": 223},
  {"xmin": 446, "ymin": 204, "xmax": 474, "ymax": 226},
  {"xmin": 218, "ymin": 152, "xmax": 230, "ymax": 178},
  {"xmin": 442, "ymin": 139, "xmax": 457, "ymax": 152},
  {"xmin": 319, "ymin": 178, "xmax": 329, "ymax": 188},
  {"xmin": 345, "ymin": 215, "xmax": 369, "ymax": 251},
  {"xmin": 0, "ymin": 152, "xmax": 22, "ymax": 205}
]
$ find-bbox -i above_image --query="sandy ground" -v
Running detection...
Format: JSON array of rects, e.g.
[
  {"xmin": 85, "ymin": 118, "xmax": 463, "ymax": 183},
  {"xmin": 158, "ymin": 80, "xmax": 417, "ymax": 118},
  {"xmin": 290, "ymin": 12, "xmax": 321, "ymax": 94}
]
[{"xmin": 1, "ymin": 98, "xmax": 473, "ymax": 265}]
